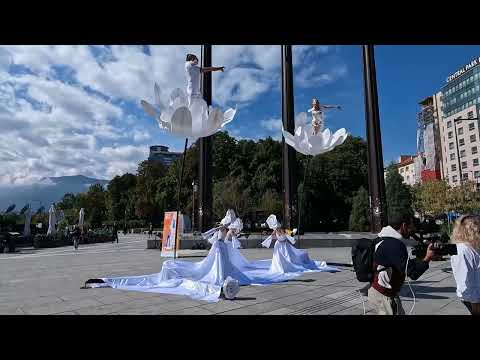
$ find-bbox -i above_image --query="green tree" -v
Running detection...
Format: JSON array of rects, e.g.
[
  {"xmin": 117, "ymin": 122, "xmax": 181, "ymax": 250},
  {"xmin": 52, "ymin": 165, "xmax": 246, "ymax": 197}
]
[
  {"xmin": 385, "ymin": 164, "xmax": 413, "ymax": 220},
  {"xmin": 135, "ymin": 160, "xmax": 167, "ymax": 223},
  {"xmin": 85, "ymin": 183, "xmax": 107, "ymax": 228},
  {"xmin": 411, "ymin": 180, "xmax": 451, "ymax": 218},
  {"xmin": 106, "ymin": 173, "xmax": 137, "ymax": 221},
  {"xmin": 259, "ymin": 189, "xmax": 283, "ymax": 217},
  {"xmin": 213, "ymin": 131, "xmax": 238, "ymax": 181},
  {"xmin": 301, "ymin": 136, "xmax": 369, "ymax": 231},
  {"xmin": 349, "ymin": 186, "xmax": 370, "ymax": 231},
  {"xmin": 213, "ymin": 176, "xmax": 252, "ymax": 219}
]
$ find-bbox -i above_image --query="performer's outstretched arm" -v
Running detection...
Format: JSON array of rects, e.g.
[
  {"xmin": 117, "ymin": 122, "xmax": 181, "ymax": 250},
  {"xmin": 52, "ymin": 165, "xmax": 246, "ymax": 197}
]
[
  {"xmin": 201, "ymin": 66, "xmax": 225, "ymax": 73},
  {"xmin": 322, "ymin": 105, "xmax": 342, "ymax": 110}
]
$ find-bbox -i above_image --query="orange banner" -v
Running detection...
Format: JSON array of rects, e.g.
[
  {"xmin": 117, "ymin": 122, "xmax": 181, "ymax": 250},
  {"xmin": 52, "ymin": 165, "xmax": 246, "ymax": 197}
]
[{"xmin": 161, "ymin": 211, "xmax": 183, "ymax": 257}]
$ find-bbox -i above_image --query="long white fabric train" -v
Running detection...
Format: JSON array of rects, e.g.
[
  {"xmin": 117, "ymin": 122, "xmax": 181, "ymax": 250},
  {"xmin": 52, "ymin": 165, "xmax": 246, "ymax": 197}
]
[{"xmin": 86, "ymin": 211, "xmax": 338, "ymax": 302}]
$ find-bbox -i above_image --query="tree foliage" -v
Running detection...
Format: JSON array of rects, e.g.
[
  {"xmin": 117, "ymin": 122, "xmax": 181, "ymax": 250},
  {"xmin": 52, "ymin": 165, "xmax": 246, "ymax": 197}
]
[
  {"xmin": 48, "ymin": 131, "xmax": 373, "ymax": 231},
  {"xmin": 349, "ymin": 186, "xmax": 370, "ymax": 231},
  {"xmin": 385, "ymin": 164, "xmax": 413, "ymax": 220}
]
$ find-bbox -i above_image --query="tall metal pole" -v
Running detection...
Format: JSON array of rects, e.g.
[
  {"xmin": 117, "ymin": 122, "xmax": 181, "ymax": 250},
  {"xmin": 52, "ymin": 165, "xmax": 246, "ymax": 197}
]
[
  {"xmin": 173, "ymin": 138, "xmax": 189, "ymax": 259},
  {"xmin": 281, "ymin": 45, "xmax": 297, "ymax": 230},
  {"xmin": 191, "ymin": 181, "xmax": 195, "ymax": 233},
  {"xmin": 362, "ymin": 45, "xmax": 387, "ymax": 232},
  {"xmin": 199, "ymin": 45, "xmax": 213, "ymax": 232}
]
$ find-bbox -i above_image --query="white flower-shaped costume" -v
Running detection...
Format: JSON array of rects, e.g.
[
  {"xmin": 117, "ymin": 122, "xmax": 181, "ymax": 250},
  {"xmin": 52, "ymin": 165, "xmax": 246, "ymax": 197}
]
[
  {"xmin": 141, "ymin": 83, "xmax": 236, "ymax": 138},
  {"xmin": 282, "ymin": 112, "xmax": 348, "ymax": 156}
]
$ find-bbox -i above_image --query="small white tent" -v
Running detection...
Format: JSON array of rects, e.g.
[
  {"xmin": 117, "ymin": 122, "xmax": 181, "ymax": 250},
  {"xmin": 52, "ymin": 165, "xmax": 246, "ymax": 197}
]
[
  {"xmin": 47, "ymin": 204, "xmax": 57, "ymax": 236},
  {"xmin": 79, "ymin": 208, "xmax": 85, "ymax": 233}
]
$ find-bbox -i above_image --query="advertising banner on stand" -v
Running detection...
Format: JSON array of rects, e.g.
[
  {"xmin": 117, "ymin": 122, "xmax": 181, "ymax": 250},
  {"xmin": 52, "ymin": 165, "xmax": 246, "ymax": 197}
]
[{"xmin": 161, "ymin": 211, "xmax": 183, "ymax": 257}]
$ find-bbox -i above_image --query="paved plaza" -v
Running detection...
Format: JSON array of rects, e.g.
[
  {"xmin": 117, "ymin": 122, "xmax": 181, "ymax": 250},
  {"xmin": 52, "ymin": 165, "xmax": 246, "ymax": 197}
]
[{"xmin": 0, "ymin": 234, "xmax": 469, "ymax": 315}]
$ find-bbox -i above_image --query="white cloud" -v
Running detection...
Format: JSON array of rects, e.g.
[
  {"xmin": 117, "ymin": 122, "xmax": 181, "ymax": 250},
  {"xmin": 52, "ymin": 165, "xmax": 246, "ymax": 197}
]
[
  {"xmin": 132, "ymin": 128, "xmax": 151, "ymax": 142},
  {"xmin": 260, "ymin": 117, "xmax": 282, "ymax": 131},
  {"xmin": 0, "ymin": 45, "xmax": 348, "ymax": 186}
]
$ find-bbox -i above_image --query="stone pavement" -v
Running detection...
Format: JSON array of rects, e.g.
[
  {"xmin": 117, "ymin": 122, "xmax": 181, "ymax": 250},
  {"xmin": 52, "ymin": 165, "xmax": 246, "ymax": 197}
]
[{"xmin": 0, "ymin": 234, "xmax": 469, "ymax": 315}]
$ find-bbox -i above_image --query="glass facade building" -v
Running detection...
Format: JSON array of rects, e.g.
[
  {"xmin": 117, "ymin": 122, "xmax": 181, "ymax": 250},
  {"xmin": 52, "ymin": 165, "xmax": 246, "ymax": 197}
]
[
  {"xmin": 148, "ymin": 145, "xmax": 182, "ymax": 167},
  {"xmin": 439, "ymin": 57, "xmax": 480, "ymax": 187}
]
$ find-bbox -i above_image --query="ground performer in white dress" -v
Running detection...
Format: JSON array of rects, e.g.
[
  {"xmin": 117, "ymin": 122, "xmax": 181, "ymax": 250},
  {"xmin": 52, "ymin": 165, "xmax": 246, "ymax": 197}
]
[
  {"xmin": 203, "ymin": 210, "xmax": 266, "ymax": 271},
  {"xmin": 84, "ymin": 212, "xmax": 338, "ymax": 302},
  {"xmin": 308, "ymin": 98, "xmax": 341, "ymax": 136},
  {"xmin": 185, "ymin": 53, "xmax": 224, "ymax": 106},
  {"xmin": 261, "ymin": 214, "xmax": 332, "ymax": 275}
]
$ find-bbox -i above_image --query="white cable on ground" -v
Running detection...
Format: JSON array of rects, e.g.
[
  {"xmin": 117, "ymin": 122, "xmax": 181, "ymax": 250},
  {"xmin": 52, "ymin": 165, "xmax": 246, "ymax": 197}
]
[
  {"xmin": 406, "ymin": 249, "xmax": 416, "ymax": 315},
  {"xmin": 358, "ymin": 290, "xmax": 366, "ymax": 315}
]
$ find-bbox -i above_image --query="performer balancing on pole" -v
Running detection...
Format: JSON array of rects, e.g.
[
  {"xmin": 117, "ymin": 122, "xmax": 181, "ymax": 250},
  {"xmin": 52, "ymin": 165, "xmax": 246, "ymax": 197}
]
[
  {"xmin": 308, "ymin": 98, "xmax": 341, "ymax": 136},
  {"xmin": 185, "ymin": 54, "xmax": 224, "ymax": 106}
]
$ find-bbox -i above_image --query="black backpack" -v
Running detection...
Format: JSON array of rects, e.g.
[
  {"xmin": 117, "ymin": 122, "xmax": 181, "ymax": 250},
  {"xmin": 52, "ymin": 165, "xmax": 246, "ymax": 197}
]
[{"xmin": 351, "ymin": 237, "xmax": 382, "ymax": 282}]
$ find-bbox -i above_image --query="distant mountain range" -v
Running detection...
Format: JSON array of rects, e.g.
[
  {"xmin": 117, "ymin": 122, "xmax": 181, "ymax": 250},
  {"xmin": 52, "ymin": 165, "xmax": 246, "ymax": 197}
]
[{"xmin": 0, "ymin": 175, "xmax": 110, "ymax": 212}]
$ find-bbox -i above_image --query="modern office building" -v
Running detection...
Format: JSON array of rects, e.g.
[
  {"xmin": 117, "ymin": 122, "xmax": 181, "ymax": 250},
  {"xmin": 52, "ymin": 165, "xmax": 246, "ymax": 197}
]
[
  {"xmin": 439, "ymin": 56, "xmax": 480, "ymax": 187},
  {"xmin": 148, "ymin": 145, "xmax": 182, "ymax": 167}
]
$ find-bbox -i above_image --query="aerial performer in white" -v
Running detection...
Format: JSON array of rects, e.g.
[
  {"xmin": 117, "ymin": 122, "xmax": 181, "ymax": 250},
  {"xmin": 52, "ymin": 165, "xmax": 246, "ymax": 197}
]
[
  {"xmin": 308, "ymin": 98, "xmax": 341, "ymax": 136},
  {"xmin": 140, "ymin": 53, "xmax": 236, "ymax": 138},
  {"xmin": 282, "ymin": 98, "xmax": 347, "ymax": 156},
  {"xmin": 260, "ymin": 214, "xmax": 337, "ymax": 276},
  {"xmin": 185, "ymin": 53, "xmax": 224, "ymax": 106}
]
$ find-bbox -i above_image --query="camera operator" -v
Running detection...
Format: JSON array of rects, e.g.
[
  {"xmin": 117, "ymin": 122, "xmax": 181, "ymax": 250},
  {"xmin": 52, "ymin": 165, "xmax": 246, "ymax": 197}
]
[
  {"xmin": 450, "ymin": 215, "xmax": 480, "ymax": 315},
  {"xmin": 368, "ymin": 214, "xmax": 434, "ymax": 315}
]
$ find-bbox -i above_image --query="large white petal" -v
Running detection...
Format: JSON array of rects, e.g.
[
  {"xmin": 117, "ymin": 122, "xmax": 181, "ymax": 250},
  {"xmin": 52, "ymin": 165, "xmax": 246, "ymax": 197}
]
[{"xmin": 140, "ymin": 100, "xmax": 157, "ymax": 118}]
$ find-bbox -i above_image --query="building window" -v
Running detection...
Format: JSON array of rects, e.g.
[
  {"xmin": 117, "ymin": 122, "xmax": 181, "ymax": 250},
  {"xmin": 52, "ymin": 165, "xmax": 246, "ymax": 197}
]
[
  {"xmin": 449, "ymin": 142, "xmax": 454, "ymax": 150},
  {"xmin": 468, "ymin": 111, "xmax": 474, "ymax": 119},
  {"xmin": 469, "ymin": 123, "xmax": 475, "ymax": 131},
  {"xmin": 463, "ymin": 173, "xmax": 469, "ymax": 180},
  {"xmin": 400, "ymin": 168, "xmax": 404, "ymax": 173},
  {"xmin": 460, "ymin": 149, "xmax": 466, "ymax": 158},
  {"xmin": 452, "ymin": 164, "xmax": 457, "ymax": 171},
  {"xmin": 474, "ymin": 158, "xmax": 479, "ymax": 166},
  {"xmin": 450, "ymin": 153, "xmax": 456, "ymax": 160},
  {"xmin": 473, "ymin": 146, "xmax": 478, "ymax": 155},
  {"xmin": 458, "ymin": 127, "xmax": 464, "ymax": 135},
  {"xmin": 447, "ymin": 121, "xmax": 452, "ymax": 128},
  {"xmin": 453, "ymin": 175, "xmax": 458, "ymax": 182},
  {"xmin": 448, "ymin": 131, "xmax": 453, "ymax": 139},
  {"xmin": 462, "ymin": 161, "xmax": 468, "ymax": 169},
  {"xmin": 475, "ymin": 171, "xmax": 480, "ymax": 178},
  {"xmin": 459, "ymin": 138, "xmax": 465, "ymax": 146},
  {"xmin": 471, "ymin": 134, "xmax": 477, "ymax": 143}
]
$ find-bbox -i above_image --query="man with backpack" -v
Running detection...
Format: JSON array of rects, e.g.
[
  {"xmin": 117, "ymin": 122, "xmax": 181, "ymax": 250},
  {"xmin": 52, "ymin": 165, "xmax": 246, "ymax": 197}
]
[{"xmin": 352, "ymin": 215, "xmax": 434, "ymax": 315}]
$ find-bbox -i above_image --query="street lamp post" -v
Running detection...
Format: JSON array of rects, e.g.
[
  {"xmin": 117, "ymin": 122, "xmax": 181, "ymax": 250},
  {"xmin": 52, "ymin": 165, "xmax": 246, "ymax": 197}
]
[{"xmin": 192, "ymin": 181, "xmax": 198, "ymax": 233}]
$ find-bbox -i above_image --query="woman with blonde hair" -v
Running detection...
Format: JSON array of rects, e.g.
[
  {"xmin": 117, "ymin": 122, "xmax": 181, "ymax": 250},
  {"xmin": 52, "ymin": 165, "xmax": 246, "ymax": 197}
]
[{"xmin": 451, "ymin": 215, "xmax": 480, "ymax": 315}]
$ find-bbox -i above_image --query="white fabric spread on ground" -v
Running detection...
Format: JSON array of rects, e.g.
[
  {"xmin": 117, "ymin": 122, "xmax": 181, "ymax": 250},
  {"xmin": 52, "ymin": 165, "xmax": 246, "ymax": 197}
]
[
  {"xmin": 97, "ymin": 221, "xmax": 338, "ymax": 302},
  {"xmin": 99, "ymin": 240, "xmax": 337, "ymax": 302}
]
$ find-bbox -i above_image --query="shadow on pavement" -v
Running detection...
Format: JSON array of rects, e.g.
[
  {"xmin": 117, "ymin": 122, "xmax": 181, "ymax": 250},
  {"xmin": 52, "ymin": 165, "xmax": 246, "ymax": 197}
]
[{"xmin": 401, "ymin": 285, "xmax": 457, "ymax": 300}]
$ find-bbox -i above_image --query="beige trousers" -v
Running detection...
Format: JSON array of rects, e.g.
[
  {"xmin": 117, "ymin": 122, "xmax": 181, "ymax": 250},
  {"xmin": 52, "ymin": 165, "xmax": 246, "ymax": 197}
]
[{"xmin": 367, "ymin": 286, "xmax": 405, "ymax": 315}]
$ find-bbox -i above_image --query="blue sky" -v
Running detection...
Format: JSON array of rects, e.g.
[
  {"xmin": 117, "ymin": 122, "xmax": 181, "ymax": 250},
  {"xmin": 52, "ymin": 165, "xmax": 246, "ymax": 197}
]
[{"xmin": 1, "ymin": 45, "xmax": 479, "ymax": 186}]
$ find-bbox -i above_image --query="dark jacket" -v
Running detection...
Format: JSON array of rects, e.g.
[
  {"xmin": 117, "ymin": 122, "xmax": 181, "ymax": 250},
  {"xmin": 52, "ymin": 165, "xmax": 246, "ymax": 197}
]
[{"xmin": 372, "ymin": 236, "xmax": 430, "ymax": 297}]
